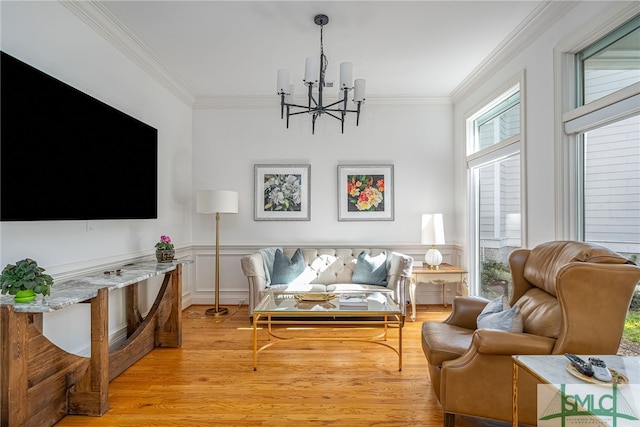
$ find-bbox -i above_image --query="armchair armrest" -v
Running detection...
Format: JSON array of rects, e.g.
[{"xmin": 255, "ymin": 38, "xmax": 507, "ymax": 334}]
[
  {"xmin": 470, "ymin": 329, "xmax": 556, "ymax": 356},
  {"xmin": 443, "ymin": 296, "xmax": 489, "ymax": 330}
]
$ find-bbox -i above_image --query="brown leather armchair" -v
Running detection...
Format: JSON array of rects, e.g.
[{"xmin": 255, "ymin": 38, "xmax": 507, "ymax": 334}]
[{"xmin": 421, "ymin": 241, "xmax": 640, "ymax": 426}]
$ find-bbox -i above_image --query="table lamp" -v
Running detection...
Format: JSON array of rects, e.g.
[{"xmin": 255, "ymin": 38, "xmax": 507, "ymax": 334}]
[
  {"xmin": 196, "ymin": 190, "xmax": 238, "ymax": 317},
  {"xmin": 421, "ymin": 213, "xmax": 445, "ymax": 270}
]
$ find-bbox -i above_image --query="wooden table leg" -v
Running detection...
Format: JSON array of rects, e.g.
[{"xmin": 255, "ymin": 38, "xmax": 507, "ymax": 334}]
[
  {"xmin": 68, "ymin": 287, "xmax": 109, "ymax": 416},
  {"xmin": 513, "ymin": 362, "xmax": 518, "ymax": 427}
]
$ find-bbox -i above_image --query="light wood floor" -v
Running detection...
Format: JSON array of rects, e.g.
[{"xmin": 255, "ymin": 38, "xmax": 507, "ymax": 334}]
[{"xmin": 55, "ymin": 305, "xmax": 508, "ymax": 427}]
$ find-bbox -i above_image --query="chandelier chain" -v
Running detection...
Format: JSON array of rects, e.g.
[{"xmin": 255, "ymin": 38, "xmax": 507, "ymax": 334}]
[{"xmin": 320, "ymin": 24, "xmax": 327, "ymax": 89}]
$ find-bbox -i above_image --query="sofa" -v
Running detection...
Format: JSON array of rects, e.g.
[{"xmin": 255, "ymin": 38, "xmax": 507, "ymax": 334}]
[
  {"xmin": 240, "ymin": 247, "xmax": 413, "ymax": 319},
  {"xmin": 421, "ymin": 240, "xmax": 640, "ymax": 426}
]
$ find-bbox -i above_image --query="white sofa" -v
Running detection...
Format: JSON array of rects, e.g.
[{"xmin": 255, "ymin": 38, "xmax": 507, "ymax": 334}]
[{"xmin": 240, "ymin": 247, "xmax": 413, "ymax": 319}]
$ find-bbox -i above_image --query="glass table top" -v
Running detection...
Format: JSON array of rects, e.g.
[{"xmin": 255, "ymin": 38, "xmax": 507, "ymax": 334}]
[{"xmin": 254, "ymin": 291, "xmax": 400, "ymax": 315}]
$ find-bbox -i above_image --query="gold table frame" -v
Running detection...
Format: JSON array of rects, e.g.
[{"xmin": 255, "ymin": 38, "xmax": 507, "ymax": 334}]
[{"xmin": 252, "ymin": 292, "xmax": 403, "ymax": 371}]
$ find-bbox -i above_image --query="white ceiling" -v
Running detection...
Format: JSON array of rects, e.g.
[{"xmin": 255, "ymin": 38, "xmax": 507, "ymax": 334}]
[{"xmin": 100, "ymin": 1, "xmax": 545, "ymax": 99}]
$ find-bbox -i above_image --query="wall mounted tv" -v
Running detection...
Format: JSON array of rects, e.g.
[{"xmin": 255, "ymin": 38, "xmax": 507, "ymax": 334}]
[{"xmin": 1, "ymin": 51, "xmax": 158, "ymax": 221}]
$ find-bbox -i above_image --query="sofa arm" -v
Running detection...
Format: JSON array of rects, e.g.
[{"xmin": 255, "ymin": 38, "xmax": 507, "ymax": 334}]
[
  {"xmin": 443, "ymin": 296, "xmax": 489, "ymax": 330},
  {"xmin": 240, "ymin": 253, "xmax": 268, "ymax": 317},
  {"xmin": 470, "ymin": 329, "xmax": 556, "ymax": 356},
  {"xmin": 387, "ymin": 252, "xmax": 413, "ymax": 315}
]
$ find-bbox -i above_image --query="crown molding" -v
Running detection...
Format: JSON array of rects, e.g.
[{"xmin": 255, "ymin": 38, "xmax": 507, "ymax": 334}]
[
  {"xmin": 193, "ymin": 94, "xmax": 452, "ymax": 110},
  {"xmin": 60, "ymin": 0, "xmax": 195, "ymax": 107},
  {"xmin": 452, "ymin": 1, "xmax": 577, "ymax": 104}
]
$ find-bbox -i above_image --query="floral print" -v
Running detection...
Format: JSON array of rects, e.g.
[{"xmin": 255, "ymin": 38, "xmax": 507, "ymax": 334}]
[
  {"xmin": 263, "ymin": 174, "xmax": 302, "ymax": 211},
  {"xmin": 347, "ymin": 175, "xmax": 385, "ymax": 212}
]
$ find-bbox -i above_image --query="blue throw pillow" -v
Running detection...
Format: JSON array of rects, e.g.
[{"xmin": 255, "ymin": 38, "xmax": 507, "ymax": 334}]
[
  {"xmin": 271, "ymin": 248, "xmax": 305, "ymax": 284},
  {"xmin": 477, "ymin": 296, "xmax": 523, "ymax": 332},
  {"xmin": 352, "ymin": 251, "xmax": 387, "ymax": 286}
]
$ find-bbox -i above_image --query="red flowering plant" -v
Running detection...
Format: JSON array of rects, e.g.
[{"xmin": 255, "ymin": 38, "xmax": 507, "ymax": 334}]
[
  {"xmin": 346, "ymin": 175, "xmax": 385, "ymax": 212},
  {"xmin": 154, "ymin": 235, "xmax": 174, "ymax": 250}
]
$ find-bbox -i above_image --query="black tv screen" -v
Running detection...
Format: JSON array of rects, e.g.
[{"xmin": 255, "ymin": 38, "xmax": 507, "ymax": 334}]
[{"xmin": 1, "ymin": 51, "xmax": 158, "ymax": 221}]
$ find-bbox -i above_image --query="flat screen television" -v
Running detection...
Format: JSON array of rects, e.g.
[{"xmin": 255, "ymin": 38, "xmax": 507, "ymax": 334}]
[{"xmin": 1, "ymin": 51, "xmax": 158, "ymax": 221}]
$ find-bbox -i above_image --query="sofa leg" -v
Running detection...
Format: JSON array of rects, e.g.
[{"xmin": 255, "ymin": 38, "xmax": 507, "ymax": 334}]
[{"xmin": 444, "ymin": 413, "xmax": 455, "ymax": 427}]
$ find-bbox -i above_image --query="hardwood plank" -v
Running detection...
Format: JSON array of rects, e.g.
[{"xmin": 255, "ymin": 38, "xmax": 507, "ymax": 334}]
[{"xmin": 55, "ymin": 304, "xmax": 509, "ymax": 427}]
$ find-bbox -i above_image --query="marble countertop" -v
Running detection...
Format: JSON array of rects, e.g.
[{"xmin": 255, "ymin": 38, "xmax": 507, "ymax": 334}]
[
  {"xmin": 514, "ymin": 355, "xmax": 640, "ymax": 384},
  {"xmin": 0, "ymin": 258, "xmax": 192, "ymax": 313}
]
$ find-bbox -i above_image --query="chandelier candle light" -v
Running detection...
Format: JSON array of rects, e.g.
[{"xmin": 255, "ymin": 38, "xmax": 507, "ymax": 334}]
[
  {"xmin": 277, "ymin": 14, "xmax": 366, "ymax": 134},
  {"xmin": 421, "ymin": 213, "xmax": 446, "ymax": 270}
]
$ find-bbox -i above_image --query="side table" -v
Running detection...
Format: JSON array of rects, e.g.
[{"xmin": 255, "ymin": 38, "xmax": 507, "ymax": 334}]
[
  {"xmin": 409, "ymin": 263, "xmax": 467, "ymax": 321},
  {"xmin": 512, "ymin": 355, "xmax": 640, "ymax": 426}
]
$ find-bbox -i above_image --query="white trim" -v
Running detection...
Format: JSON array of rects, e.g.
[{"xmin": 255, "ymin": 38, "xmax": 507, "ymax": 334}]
[
  {"xmin": 563, "ymin": 86, "xmax": 640, "ymax": 134},
  {"xmin": 453, "ymin": 1, "xmax": 576, "ymax": 103},
  {"xmin": 193, "ymin": 94, "xmax": 452, "ymax": 110},
  {"xmin": 60, "ymin": 0, "xmax": 195, "ymax": 107}
]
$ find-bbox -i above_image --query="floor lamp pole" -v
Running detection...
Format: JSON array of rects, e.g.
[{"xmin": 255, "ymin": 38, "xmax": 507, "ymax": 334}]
[{"xmin": 205, "ymin": 212, "xmax": 228, "ymax": 317}]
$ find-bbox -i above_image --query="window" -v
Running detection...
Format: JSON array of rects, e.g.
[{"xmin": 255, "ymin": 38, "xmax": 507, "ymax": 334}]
[
  {"xmin": 467, "ymin": 80, "xmax": 524, "ymax": 299},
  {"xmin": 564, "ymin": 16, "xmax": 640, "ymax": 259}
]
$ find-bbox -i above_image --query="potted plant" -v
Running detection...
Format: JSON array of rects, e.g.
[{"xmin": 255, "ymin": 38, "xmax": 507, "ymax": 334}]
[
  {"xmin": 155, "ymin": 235, "xmax": 175, "ymax": 263},
  {"xmin": 0, "ymin": 258, "xmax": 53, "ymax": 302}
]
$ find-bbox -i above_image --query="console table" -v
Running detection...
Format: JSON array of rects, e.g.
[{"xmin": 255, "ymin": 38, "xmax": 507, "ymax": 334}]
[
  {"xmin": 409, "ymin": 263, "xmax": 467, "ymax": 321},
  {"xmin": 0, "ymin": 259, "xmax": 189, "ymax": 427}
]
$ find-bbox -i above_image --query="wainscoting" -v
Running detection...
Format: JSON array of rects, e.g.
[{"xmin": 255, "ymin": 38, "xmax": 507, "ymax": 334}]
[{"xmin": 188, "ymin": 243, "xmax": 465, "ymax": 308}]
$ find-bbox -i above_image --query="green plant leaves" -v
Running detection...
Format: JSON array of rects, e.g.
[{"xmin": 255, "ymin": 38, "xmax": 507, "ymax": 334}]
[{"xmin": 0, "ymin": 258, "xmax": 53, "ymax": 296}]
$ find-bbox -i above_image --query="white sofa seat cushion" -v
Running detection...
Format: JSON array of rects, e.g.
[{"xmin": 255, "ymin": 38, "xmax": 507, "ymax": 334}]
[{"xmin": 326, "ymin": 283, "xmax": 393, "ymax": 293}]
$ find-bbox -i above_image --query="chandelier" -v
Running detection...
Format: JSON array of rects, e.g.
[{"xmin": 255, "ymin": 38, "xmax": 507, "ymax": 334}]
[{"xmin": 276, "ymin": 14, "xmax": 366, "ymax": 134}]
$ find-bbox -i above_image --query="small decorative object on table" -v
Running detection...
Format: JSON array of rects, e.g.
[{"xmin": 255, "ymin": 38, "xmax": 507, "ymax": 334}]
[
  {"xmin": 0, "ymin": 258, "xmax": 53, "ymax": 302},
  {"xmin": 155, "ymin": 235, "xmax": 175, "ymax": 263}
]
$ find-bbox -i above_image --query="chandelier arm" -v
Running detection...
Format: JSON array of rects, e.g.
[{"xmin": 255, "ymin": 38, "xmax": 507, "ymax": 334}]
[
  {"xmin": 323, "ymin": 99, "xmax": 350, "ymax": 109},
  {"xmin": 323, "ymin": 111, "xmax": 344, "ymax": 121},
  {"xmin": 324, "ymin": 107, "xmax": 360, "ymax": 113},
  {"xmin": 286, "ymin": 105, "xmax": 290, "ymax": 128},
  {"xmin": 280, "ymin": 94, "xmax": 286, "ymax": 119},
  {"xmin": 283, "ymin": 102, "xmax": 318, "ymax": 110},
  {"xmin": 288, "ymin": 110, "xmax": 317, "ymax": 117}
]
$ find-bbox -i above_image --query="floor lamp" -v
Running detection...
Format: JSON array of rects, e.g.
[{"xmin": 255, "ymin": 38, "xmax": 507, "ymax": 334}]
[{"xmin": 196, "ymin": 190, "xmax": 238, "ymax": 317}]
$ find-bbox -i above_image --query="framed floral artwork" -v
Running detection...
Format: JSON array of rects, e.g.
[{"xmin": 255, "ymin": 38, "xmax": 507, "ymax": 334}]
[
  {"xmin": 338, "ymin": 164, "xmax": 394, "ymax": 221},
  {"xmin": 254, "ymin": 164, "xmax": 310, "ymax": 221}
]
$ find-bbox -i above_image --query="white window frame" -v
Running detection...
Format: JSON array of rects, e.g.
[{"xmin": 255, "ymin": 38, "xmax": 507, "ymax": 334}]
[
  {"xmin": 465, "ymin": 72, "xmax": 527, "ymax": 296},
  {"xmin": 554, "ymin": 5, "xmax": 640, "ymax": 241}
]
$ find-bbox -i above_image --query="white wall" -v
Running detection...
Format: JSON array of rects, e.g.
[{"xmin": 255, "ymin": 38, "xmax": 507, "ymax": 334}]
[
  {"xmin": 451, "ymin": 1, "xmax": 636, "ymax": 266},
  {"xmin": 191, "ymin": 101, "xmax": 456, "ymax": 305},
  {"xmin": 0, "ymin": 2, "xmax": 193, "ymax": 354}
]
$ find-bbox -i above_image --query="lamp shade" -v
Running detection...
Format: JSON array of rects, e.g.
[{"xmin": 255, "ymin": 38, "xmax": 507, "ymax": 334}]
[
  {"xmin": 421, "ymin": 213, "xmax": 445, "ymax": 245},
  {"xmin": 196, "ymin": 190, "xmax": 238, "ymax": 214}
]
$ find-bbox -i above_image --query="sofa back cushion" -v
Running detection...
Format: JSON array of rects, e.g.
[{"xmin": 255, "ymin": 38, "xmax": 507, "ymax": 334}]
[
  {"xmin": 523, "ymin": 241, "xmax": 628, "ymax": 297},
  {"xmin": 279, "ymin": 248, "xmax": 389, "ymax": 285}
]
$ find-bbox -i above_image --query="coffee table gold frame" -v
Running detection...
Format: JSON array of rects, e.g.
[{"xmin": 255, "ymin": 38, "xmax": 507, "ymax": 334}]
[{"xmin": 252, "ymin": 293, "xmax": 403, "ymax": 371}]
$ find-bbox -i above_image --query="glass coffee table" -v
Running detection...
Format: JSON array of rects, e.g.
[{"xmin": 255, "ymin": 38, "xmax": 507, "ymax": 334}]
[{"xmin": 252, "ymin": 291, "xmax": 403, "ymax": 371}]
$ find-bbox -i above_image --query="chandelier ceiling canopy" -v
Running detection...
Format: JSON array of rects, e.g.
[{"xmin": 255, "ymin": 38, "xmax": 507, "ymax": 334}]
[{"xmin": 276, "ymin": 14, "xmax": 366, "ymax": 135}]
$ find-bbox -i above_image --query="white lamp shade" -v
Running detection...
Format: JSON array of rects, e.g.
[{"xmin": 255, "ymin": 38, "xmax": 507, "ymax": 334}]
[
  {"xmin": 277, "ymin": 69, "xmax": 290, "ymax": 94},
  {"xmin": 353, "ymin": 78, "xmax": 366, "ymax": 102},
  {"xmin": 421, "ymin": 213, "xmax": 445, "ymax": 245},
  {"xmin": 196, "ymin": 190, "xmax": 238, "ymax": 214},
  {"xmin": 304, "ymin": 56, "xmax": 319, "ymax": 83},
  {"xmin": 339, "ymin": 62, "xmax": 353, "ymax": 89}
]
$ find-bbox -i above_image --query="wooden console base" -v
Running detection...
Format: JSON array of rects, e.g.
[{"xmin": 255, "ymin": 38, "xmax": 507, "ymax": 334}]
[{"xmin": 0, "ymin": 264, "xmax": 183, "ymax": 427}]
